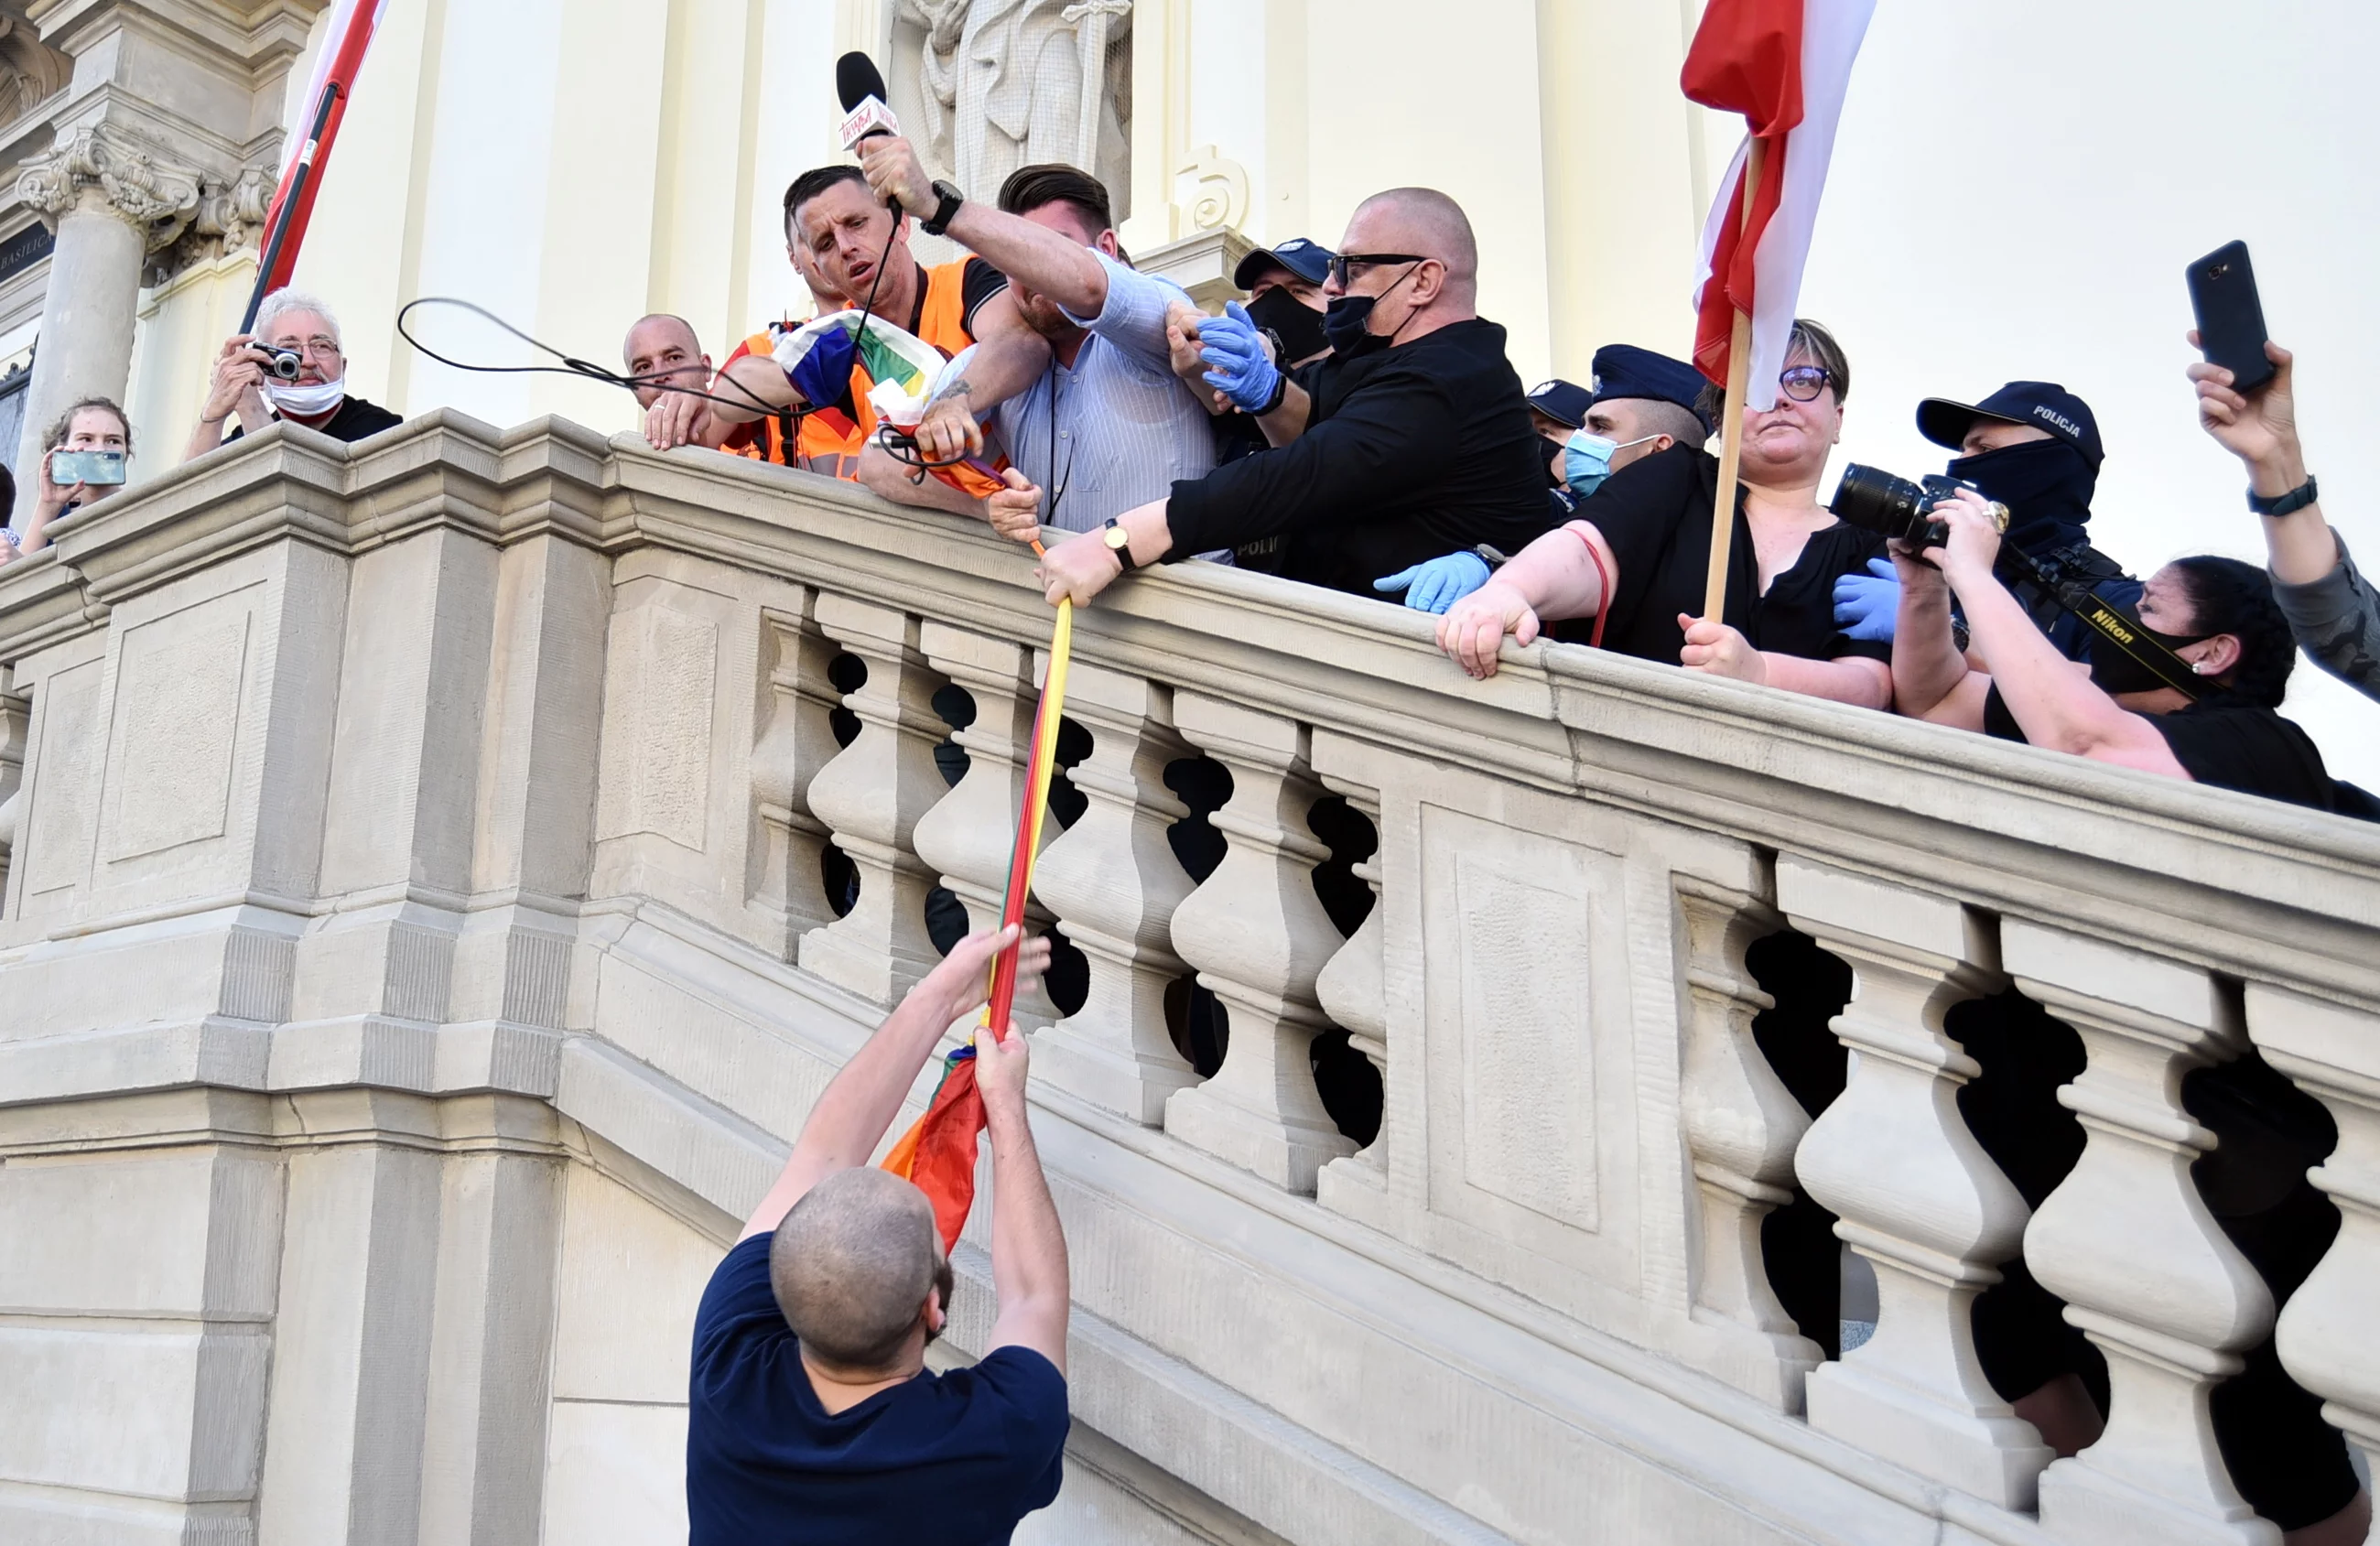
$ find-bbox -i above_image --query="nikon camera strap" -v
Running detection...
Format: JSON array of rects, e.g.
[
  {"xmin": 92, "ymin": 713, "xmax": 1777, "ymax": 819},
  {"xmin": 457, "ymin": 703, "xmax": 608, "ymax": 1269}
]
[{"xmin": 1997, "ymin": 546, "xmax": 2203, "ymax": 699}]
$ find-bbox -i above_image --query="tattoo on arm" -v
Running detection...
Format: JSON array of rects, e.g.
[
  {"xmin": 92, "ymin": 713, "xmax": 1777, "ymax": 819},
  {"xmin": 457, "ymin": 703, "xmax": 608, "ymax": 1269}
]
[{"xmin": 940, "ymin": 377, "xmax": 974, "ymax": 399}]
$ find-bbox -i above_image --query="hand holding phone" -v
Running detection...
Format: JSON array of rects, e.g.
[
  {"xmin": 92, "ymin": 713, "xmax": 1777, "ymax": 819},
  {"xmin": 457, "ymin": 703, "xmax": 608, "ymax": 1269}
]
[{"xmin": 2187, "ymin": 240, "xmax": 2276, "ymax": 395}]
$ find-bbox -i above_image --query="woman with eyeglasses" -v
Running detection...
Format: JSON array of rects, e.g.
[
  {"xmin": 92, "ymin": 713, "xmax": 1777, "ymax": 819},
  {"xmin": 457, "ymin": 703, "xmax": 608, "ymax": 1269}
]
[{"xmin": 1435, "ymin": 319, "xmax": 1895, "ymax": 709}]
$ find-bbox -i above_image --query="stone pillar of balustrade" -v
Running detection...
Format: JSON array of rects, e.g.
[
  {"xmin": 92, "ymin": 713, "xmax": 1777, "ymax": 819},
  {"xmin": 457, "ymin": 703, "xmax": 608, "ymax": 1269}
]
[
  {"xmin": 1780, "ymin": 858, "xmax": 2050, "ymax": 1508},
  {"xmin": 2006, "ymin": 922, "xmax": 2277, "ymax": 1546},
  {"xmin": 749, "ymin": 600, "xmax": 843, "ymax": 957},
  {"xmin": 1675, "ymin": 874, "xmax": 1825, "ymax": 1411},
  {"xmin": 795, "ymin": 596, "xmax": 950, "ymax": 1006},
  {"xmin": 0, "ymin": 675, "xmax": 24, "ymax": 910},
  {"xmin": 1027, "ymin": 662, "xmax": 1198, "ymax": 1123},
  {"xmin": 1163, "ymin": 693, "xmax": 1355, "ymax": 1193},
  {"xmin": 911, "ymin": 621, "xmax": 1058, "ymax": 1032},
  {"xmin": 2245, "ymin": 983, "xmax": 2380, "ymax": 1538},
  {"xmin": 1312, "ymin": 774, "xmax": 1387, "ymax": 1216}
]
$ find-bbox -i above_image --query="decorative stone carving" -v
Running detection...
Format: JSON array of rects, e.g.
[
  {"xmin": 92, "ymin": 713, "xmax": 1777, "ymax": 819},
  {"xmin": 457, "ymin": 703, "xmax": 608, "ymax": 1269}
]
[
  {"xmin": 1781, "ymin": 858, "xmax": 2050, "ymax": 1508},
  {"xmin": 2007, "ymin": 922, "xmax": 2277, "ymax": 1546},
  {"xmin": 911, "ymin": 621, "xmax": 1059, "ymax": 1032},
  {"xmin": 16, "ymin": 124, "xmax": 206, "ymax": 251},
  {"xmin": 795, "ymin": 596, "xmax": 950, "ymax": 1005},
  {"xmin": 1028, "ymin": 661, "xmax": 1197, "ymax": 1123},
  {"xmin": 1675, "ymin": 875, "xmax": 1824, "ymax": 1411},
  {"xmin": 750, "ymin": 601, "xmax": 843, "ymax": 957},
  {"xmin": 0, "ymin": 11, "xmax": 70, "ymax": 127},
  {"xmin": 894, "ymin": 0, "xmax": 1133, "ymax": 220},
  {"xmin": 2245, "ymin": 984, "xmax": 2380, "ymax": 1536},
  {"xmin": 1175, "ymin": 146, "xmax": 1250, "ymax": 232},
  {"xmin": 1163, "ymin": 694, "xmax": 1353, "ymax": 1193}
]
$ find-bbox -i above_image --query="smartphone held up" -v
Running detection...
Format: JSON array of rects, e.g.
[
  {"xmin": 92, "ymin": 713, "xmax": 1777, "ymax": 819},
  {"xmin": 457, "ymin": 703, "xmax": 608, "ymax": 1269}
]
[
  {"xmin": 2188, "ymin": 239, "xmax": 2276, "ymax": 394},
  {"xmin": 50, "ymin": 449, "xmax": 126, "ymax": 486}
]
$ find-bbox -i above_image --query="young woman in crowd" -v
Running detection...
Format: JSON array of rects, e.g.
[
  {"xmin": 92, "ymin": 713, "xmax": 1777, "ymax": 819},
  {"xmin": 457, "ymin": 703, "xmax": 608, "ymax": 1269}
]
[
  {"xmin": 1888, "ymin": 488, "xmax": 2335, "ymax": 811},
  {"xmin": 0, "ymin": 395, "xmax": 133, "ymax": 566},
  {"xmin": 1435, "ymin": 319, "xmax": 1894, "ymax": 708}
]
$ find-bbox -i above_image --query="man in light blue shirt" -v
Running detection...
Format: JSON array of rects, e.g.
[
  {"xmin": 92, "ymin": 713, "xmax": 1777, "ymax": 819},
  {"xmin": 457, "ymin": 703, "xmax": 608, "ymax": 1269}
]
[{"xmin": 856, "ymin": 145, "xmax": 1217, "ymax": 542}]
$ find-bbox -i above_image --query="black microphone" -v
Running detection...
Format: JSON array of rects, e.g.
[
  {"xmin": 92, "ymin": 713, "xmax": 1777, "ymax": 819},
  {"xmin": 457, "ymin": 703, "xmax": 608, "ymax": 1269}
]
[{"xmin": 834, "ymin": 51, "xmax": 902, "ymax": 215}]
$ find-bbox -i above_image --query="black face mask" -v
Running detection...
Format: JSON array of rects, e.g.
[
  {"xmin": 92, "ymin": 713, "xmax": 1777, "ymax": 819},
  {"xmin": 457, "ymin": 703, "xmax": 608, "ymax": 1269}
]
[
  {"xmin": 2086, "ymin": 601, "xmax": 2212, "ymax": 696},
  {"xmin": 1244, "ymin": 286, "xmax": 1329, "ymax": 363},
  {"xmin": 1946, "ymin": 438, "xmax": 2096, "ymax": 557},
  {"xmin": 1321, "ymin": 264, "xmax": 1419, "ymax": 356}
]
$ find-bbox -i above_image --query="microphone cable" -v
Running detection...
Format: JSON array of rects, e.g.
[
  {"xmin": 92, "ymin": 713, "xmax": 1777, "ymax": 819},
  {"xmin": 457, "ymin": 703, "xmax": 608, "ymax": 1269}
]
[{"xmin": 395, "ymin": 297, "xmax": 793, "ymax": 421}]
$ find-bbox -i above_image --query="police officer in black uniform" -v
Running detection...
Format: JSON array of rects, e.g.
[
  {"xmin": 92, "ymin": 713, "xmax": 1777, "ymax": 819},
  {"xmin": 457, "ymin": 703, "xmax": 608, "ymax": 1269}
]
[{"xmin": 1834, "ymin": 382, "xmax": 2142, "ymax": 655}]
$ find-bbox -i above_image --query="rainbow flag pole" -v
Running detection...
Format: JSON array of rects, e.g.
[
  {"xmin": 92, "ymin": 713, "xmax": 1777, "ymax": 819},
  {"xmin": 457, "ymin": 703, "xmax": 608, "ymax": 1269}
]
[
  {"xmin": 983, "ymin": 578, "xmax": 1073, "ymax": 1035},
  {"xmin": 881, "ymin": 578, "xmax": 1073, "ymax": 1249}
]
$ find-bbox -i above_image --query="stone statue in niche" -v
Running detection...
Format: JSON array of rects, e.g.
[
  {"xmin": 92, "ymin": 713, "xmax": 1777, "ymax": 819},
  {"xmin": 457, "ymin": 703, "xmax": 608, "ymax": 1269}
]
[{"xmin": 890, "ymin": 0, "xmax": 1132, "ymax": 224}]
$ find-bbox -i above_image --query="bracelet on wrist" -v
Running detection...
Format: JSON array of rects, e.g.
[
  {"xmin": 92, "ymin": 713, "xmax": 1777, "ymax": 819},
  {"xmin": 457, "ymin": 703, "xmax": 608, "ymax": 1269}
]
[{"xmin": 2247, "ymin": 474, "xmax": 2318, "ymax": 518}]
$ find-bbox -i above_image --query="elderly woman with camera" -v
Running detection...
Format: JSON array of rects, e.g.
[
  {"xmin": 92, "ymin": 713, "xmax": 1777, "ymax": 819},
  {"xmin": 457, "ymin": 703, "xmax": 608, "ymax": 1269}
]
[
  {"xmin": 1435, "ymin": 318, "xmax": 1894, "ymax": 708},
  {"xmin": 1888, "ymin": 487, "xmax": 2336, "ymax": 811},
  {"xmin": 180, "ymin": 288, "xmax": 402, "ymax": 462}
]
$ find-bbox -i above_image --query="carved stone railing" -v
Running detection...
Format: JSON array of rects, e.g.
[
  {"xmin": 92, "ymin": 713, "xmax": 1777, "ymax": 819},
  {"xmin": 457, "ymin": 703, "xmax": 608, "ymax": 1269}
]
[{"xmin": 2, "ymin": 413, "xmax": 2375, "ymax": 1546}]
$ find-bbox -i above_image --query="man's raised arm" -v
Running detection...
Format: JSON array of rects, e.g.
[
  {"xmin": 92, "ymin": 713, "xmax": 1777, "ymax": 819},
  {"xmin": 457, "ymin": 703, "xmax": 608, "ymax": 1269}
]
[
  {"xmin": 860, "ymin": 137, "xmax": 1107, "ymax": 319},
  {"xmin": 970, "ymin": 1024, "xmax": 1068, "ymax": 1373},
  {"xmin": 737, "ymin": 925, "xmax": 1051, "ymax": 1242}
]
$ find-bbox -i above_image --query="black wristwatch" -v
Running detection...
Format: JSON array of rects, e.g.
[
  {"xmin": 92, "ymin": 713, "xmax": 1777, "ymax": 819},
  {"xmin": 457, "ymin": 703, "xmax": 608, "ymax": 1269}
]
[
  {"xmin": 2247, "ymin": 475, "xmax": 2318, "ymax": 517},
  {"xmin": 1102, "ymin": 517, "xmax": 1138, "ymax": 571},
  {"xmin": 922, "ymin": 179, "xmax": 965, "ymax": 237}
]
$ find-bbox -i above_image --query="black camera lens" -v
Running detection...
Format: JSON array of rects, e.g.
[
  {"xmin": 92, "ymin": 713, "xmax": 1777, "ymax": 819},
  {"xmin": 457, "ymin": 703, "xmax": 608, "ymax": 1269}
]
[
  {"xmin": 1829, "ymin": 462, "xmax": 1932, "ymax": 542},
  {"xmin": 266, "ymin": 348, "xmax": 303, "ymax": 381}
]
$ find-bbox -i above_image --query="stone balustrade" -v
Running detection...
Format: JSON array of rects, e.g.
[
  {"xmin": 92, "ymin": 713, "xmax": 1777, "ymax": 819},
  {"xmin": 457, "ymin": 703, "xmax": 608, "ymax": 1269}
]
[{"xmin": 2, "ymin": 413, "xmax": 2376, "ymax": 1546}]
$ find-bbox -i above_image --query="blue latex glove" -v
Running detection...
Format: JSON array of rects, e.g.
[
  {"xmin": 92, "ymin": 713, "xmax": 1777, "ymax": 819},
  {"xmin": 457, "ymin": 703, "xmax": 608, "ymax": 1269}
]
[
  {"xmin": 1199, "ymin": 299, "xmax": 1282, "ymax": 414},
  {"xmin": 1832, "ymin": 557, "xmax": 1901, "ymax": 643},
  {"xmin": 1374, "ymin": 550, "xmax": 1492, "ymax": 614}
]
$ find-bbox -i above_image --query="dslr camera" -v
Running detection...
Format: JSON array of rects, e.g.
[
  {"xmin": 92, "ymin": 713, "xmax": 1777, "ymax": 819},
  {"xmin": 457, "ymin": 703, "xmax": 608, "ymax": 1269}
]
[
  {"xmin": 1829, "ymin": 463, "xmax": 2007, "ymax": 549},
  {"xmin": 259, "ymin": 346, "xmax": 305, "ymax": 381}
]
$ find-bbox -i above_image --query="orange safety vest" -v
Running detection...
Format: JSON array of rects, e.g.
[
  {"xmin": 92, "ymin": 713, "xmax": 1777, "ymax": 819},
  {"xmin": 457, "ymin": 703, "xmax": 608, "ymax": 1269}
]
[{"xmin": 725, "ymin": 258, "xmax": 981, "ymax": 481}]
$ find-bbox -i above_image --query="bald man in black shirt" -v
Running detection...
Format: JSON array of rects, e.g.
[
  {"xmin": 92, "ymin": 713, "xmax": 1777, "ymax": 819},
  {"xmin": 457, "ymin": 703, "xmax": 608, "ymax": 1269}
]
[{"xmin": 1033, "ymin": 186, "xmax": 1557, "ymax": 605}]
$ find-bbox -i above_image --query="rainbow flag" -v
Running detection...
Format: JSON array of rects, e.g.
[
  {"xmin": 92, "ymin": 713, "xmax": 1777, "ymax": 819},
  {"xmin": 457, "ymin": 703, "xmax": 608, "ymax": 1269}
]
[
  {"xmin": 880, "ymin": 601, "xmax": 1075, "ymax": 1248},
  {"xmin": 772, "ymin": 309, "xmax": 947, "ymax": 421}
]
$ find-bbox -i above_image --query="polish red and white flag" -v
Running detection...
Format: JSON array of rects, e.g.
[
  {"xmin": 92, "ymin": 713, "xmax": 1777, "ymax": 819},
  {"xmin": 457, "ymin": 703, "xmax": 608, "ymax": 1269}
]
[
  {"xmin": 1683, "ymin": 0, "xmax": 1874, "ymax": 407},
  {"xmin": 254, "ymin": 0, "xmax": 390, "ymax": 299}
]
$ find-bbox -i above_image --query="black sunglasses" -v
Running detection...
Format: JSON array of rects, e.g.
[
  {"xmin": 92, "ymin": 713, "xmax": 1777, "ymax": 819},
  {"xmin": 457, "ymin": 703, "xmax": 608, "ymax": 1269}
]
[{"xmin": 1327, "ymin": 252, "xmax": 1425, "ymax": 286}]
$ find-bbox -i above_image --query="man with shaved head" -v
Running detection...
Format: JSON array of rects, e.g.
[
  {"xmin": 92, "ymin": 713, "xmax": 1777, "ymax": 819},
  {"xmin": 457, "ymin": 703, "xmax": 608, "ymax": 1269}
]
[
  {"xmin": 621, "ymin": 313, "xmax": 710, "ymax": 412},
  {"xmin": 686, "ymin": 924, "xmax": 1070, "ymax": 1545},
  {"xmin": 1038, "ymin": 185, "xmax": 1558, "ymax": 602}
]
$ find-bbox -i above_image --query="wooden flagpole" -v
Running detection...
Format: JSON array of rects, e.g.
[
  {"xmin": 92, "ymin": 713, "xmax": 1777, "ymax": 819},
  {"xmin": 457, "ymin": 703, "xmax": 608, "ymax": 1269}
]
[{"xmin": 1702, "ymin": 136, "xmax": 1769, "ymax": 622}]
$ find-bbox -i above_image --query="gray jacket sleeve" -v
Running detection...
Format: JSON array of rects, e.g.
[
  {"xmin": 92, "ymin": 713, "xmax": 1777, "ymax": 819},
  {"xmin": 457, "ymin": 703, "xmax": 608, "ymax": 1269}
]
[{"xmin": 2271, "ymin": 532, "xmax": 2380, "ymax": 700}]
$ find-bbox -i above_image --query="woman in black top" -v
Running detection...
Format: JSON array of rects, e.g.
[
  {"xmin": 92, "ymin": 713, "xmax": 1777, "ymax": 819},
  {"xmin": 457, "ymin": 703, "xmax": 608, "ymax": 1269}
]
[
  {"xmin": 1436, "ymin": 319, "xmax": 1893, "ymax": 709},
  {"xmin": 1892, "ymin": 492, "xmax": 2335, "ymax": 812}
]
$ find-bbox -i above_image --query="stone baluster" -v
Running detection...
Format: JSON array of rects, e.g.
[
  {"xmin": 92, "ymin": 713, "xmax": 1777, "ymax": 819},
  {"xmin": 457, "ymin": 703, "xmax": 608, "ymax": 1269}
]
[
  {"xmin": 1028, "ymin": 662, "xmax": 1199, "ymax": 1123},
  {"xmin": 2246, "ymin": 984, "xmax": 2380, "ymax": 1540},
  {"xmin": 1163, "ymin": 693, "xmax": 1355, "ymax": 1193},
  {"xmin": 911, "ymin": 621, "xmax": 1059, "ymax": 1031},
  {"xmin": 749, "ymin": 600, "xmax": 842, "ymax": 957},
  {"xmin": 1675, "ymin": 875, "xmax": 1825, "ymax": 1412},
  {"xmin": 2006, "ymin": 922, "xmax": 2276, "ymax": 1546},
  {"xmin": 0, "ymin": 676, "xmax": 26, "ymax": 912},
  {"xmin": 795, "ymin": 596, "xmax": 949, "ymax": 1005},
  {"xmin": 1779, "ymin": 858, "xmax": 2050, "ymax": 1508},
  {"xmin": 1312, "ymin": 774, "xmax": 1388, "ymax": 1213}
]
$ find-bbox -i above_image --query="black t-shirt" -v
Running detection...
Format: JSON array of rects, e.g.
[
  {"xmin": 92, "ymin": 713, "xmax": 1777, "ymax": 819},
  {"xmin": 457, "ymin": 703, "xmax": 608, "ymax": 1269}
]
[
  {"xmin": 685, "ymin": 1234, "xmax": 1068, "ymax": 1546},
  {"xmin": 224, "ymin": 394, "xmax": 405, "ymax": 446},
  {"xmin": 1552, "ymin": 444, "xmax": 1892, "ymax": 667},
  {"xmin": 1162, "ymin": 317, "xmax": 1561, "ymax": 597},
  {"xmin": 1982, "ymin": 688, "xmax": 2337, "ymax": 812}
]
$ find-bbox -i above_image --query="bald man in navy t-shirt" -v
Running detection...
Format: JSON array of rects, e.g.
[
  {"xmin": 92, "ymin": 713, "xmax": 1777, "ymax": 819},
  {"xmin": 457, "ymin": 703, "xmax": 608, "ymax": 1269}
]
[{"xmin": 685, "ymin": 926, "xmax": 1069, "ymax": 1545}]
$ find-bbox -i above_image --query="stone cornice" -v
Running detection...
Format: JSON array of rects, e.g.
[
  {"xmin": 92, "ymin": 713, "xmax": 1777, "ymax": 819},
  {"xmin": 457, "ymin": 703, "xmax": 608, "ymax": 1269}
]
[
  {"xmin": 4, "ymin": 412, "xmax": 2375, "ymax": 1000},
  {"xmin": 28, "ymin": 0, "xmax": 322, "ymax": 78}
]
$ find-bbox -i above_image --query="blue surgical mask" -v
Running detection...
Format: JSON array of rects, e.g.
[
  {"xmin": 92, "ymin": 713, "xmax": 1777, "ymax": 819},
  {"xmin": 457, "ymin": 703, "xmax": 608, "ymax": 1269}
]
[{"xmin": 1563, "ymin": 428, "xmax": 1659, "ymax": 496}]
